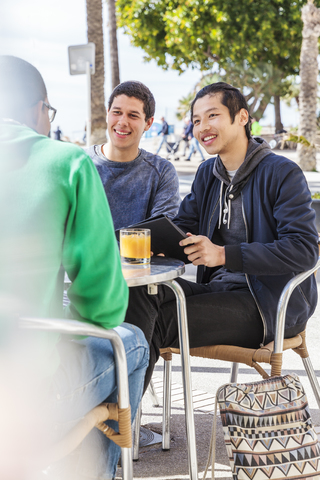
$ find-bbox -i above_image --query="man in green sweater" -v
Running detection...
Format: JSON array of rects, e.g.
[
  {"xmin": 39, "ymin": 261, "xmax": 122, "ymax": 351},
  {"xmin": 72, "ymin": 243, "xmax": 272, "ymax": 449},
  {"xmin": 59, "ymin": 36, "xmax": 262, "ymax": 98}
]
[{"xmin": 0, "ymin": 55, "xmax": 149, "ymax": 480}]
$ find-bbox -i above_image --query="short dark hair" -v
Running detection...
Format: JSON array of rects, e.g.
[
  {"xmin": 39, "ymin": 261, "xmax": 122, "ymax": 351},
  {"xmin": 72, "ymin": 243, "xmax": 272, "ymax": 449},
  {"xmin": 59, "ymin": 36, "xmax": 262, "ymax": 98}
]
[
  {"xmin": 108, "ymin": 81, "xmax": 155, "ymax": 121},
  {"xmin": 0, "ymin": 55, "xmax": 47, "ymax": 122},
  {"xmin": 191, "ymin": 82, "xmax": 252, "ymax": 140}
]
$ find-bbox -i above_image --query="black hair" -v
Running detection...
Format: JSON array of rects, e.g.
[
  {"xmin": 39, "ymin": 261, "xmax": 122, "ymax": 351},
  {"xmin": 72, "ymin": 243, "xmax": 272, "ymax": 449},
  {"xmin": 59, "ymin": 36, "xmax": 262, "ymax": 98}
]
[
  {"xmin": 0, "ymin": 55, "xmax": 47, "ymax": 122},
  {"xmin": 108, "ymin": 81, "xmax": 155, "ymax": 121},
  {"xmin": 191, "ymin": 82, "xmax": 252, "ymax": 140}
]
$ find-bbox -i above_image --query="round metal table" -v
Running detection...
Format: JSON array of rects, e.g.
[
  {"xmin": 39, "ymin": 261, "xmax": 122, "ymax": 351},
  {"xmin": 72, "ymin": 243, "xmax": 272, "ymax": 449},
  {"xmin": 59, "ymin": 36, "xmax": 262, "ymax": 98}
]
[
  {"xmin": 122, "ymin": 256, "xmax": 184, "ymax": 286},
  {"xmin": 122, "ymin": 256, "xmax": 198, "ymax": 480}
]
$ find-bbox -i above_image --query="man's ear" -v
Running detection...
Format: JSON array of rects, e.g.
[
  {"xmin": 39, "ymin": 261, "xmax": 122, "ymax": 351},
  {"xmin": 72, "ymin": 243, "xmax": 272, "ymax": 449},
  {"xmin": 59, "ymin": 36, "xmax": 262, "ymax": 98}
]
[
  {"xmin": 24, "ymin": 100, "xmax": 43, "ymax": 132},
  {"xmin": 239, "ymin": 108, "xmax": 249, "ymax": 126},
  {"xmin": 144, "ymin": 116, "xmax": 154, "ymax": 131}
]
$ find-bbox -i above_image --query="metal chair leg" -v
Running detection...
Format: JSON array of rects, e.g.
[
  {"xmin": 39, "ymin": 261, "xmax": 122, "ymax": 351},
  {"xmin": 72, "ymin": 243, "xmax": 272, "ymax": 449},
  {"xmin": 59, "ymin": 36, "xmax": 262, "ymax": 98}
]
[
  {"xmin": 163, "ymin": 280, "xmax": 198, "ymax": 480},
  {"xmin": 162, "ymin": 358, "xmax": 172, "ymax": 450},
  {"xmin": 229, "ymin": 362, "xmax": 239, "ymax": 383},
  {"xmin": 302, "ymin": 356, "xmax": 320, "ymax": 409},
  {"xmin": 148, "ymin": 379, "xmax": 160, "ymax": 407},
  {"xmin": 132, "ymin": 402, "xmax": 141, "ymax": 461}
]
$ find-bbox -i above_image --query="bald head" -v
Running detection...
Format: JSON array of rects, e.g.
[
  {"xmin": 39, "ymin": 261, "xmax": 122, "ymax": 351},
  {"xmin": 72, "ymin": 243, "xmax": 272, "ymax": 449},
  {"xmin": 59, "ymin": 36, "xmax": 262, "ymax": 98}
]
[{"xmin": 0, "ymin": 56, "xmax": 47, "ymax": 123}]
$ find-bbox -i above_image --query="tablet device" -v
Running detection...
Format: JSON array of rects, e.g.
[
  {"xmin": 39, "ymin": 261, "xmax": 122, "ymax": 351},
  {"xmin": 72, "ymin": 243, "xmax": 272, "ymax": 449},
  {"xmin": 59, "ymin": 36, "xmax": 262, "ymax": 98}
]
[{"xmin": 115, "ymin": 215, "xmax": 189, "ymax": 263}]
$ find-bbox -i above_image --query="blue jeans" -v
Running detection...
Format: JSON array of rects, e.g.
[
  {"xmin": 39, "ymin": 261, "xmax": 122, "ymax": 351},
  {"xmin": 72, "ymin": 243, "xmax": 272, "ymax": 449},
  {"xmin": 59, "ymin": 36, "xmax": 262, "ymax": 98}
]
[
  {"xmin": 47, "ymin": 324, "xmax": 149, "ymax": 480},
  {"xmin": 187, "ymin": 137, "xmax": 205, "ymax": 161},
  {"xmin": 156, "ymin": 134, "xmax": 169, "ymax": 154}
]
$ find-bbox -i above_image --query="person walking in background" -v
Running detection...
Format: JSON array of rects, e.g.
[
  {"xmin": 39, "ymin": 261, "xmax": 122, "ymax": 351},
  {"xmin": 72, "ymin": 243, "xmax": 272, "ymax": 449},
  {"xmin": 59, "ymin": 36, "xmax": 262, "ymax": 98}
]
[
  {"xmin": 185, "ymin": 122, "xmax": 205, "ymax": 162},
  {"xmin": 53, "ymin": 125, "xmax": 62, "ymax": 140},
  {"xmin": 85, "ymin": 82, "xmax": 180, "ymax": 231},
  {"xmin": 155, "ymin": 115, "xmax": 170, "ymax": 154},
  {"xmin": 251, "ymin": 117, "xmax": 262, "ymax": 137},
  {"xmin": 181, "ymin": 117, "xmax": 192, "ymax": 156}
]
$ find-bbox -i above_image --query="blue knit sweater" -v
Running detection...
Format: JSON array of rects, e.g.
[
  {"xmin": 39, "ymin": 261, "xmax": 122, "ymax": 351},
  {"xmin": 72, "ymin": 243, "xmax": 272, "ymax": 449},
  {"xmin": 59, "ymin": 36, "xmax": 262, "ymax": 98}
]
[{"xmin": 85, "ymin": 146, "xmax": 181, "ymax": 230}]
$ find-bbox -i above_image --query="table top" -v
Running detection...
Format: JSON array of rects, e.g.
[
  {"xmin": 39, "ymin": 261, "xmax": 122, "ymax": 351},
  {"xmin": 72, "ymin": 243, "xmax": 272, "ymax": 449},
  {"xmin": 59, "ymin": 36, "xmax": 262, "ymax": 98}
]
[{"xmin": 121, "ymin": 257, "xmax": 185, "ymax": 287}]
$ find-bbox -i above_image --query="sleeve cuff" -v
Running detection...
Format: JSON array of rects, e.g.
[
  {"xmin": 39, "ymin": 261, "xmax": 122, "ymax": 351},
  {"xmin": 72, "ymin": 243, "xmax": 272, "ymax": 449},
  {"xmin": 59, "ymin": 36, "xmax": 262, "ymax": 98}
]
[{"xmin": 225, "ymin": 245, "xmax": 243, "ymax": 271}]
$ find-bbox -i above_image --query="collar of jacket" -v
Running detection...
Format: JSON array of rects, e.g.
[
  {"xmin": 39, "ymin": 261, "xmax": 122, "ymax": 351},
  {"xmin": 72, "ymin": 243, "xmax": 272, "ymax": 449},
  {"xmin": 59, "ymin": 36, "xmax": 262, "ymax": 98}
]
[{"xmin": 212, "ymin": 137, "xmax": 271, "ymax": 201}]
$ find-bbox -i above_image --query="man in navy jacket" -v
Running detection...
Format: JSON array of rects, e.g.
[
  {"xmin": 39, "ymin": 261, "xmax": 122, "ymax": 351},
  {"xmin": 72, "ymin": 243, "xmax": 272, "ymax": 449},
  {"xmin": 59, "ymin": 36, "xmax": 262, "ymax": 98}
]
[{"xmin": 125, "ymin": 82, "xmax": 319, "ymax": 389}]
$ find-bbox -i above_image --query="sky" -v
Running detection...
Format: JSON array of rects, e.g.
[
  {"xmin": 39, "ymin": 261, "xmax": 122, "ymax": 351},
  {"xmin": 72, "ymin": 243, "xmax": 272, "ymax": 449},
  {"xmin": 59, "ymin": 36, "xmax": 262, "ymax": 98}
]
[{"xmin": 0, "ymin": 0, "xmax": 299, "ymax": 141}]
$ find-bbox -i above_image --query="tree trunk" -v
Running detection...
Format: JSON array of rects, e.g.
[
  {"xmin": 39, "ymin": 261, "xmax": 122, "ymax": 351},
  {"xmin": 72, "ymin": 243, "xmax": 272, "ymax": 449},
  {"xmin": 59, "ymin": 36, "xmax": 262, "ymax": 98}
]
[
  {"xmin": 86, "ymin": 0, "xmax": 108, "ymax": 145},
  {"xmin": 254, "ymin": 94, "xmax": 272, "ymax": 121},
  {"xmin": 107, "ymin": 0, "xmax": 120, "ymax": 90},
  {"xmin": 298, "ymin": 0, "xmax": 320, "ymax": 171},
  {"xmin": 248, "ymin": 95, "xmax": 260, "ymax": 116},
  {"xmin": 274, "ymin": 95, "xmax": 283, "ymax": 133}
]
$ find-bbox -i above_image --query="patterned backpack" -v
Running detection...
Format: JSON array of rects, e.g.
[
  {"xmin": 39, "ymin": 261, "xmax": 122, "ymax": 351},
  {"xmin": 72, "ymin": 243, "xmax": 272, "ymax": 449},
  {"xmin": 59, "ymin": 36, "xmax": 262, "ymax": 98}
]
[{"xmin": 204, "ymin": 374, "xmax": 320, "ymax": 479}]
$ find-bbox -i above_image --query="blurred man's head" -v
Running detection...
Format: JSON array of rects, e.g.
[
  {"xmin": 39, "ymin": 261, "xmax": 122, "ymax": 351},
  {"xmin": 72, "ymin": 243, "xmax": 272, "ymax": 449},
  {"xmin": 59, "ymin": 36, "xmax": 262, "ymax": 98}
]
[
  {"xmin": 0, "ymin": 55, "xmax": 53, "ymax": 136},
  {"xmin": 108, "ymin": 81, "xmax": 155, "ymax": 121}
]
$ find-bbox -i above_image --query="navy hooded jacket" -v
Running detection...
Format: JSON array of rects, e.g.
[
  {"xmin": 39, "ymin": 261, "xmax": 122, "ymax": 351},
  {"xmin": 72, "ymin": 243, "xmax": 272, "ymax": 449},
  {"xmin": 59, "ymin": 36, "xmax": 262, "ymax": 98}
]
[{"xmin": 174, "ymin": 138, "xmax": 318, "ymax": 344}]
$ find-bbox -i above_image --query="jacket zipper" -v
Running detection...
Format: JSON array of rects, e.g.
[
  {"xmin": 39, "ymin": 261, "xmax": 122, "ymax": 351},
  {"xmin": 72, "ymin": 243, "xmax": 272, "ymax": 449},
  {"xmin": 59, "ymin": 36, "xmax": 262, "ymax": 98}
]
[
  {"xmin": 205, "ymin": 197, "xmax": 220, "ymax": 273},
  {"xmin": 241, "ymin": 195, "xmax": 267, "ymax": 345},
  {"xmin": 207, "ymin": 197, "xmax": 220, "ymax": 237}
]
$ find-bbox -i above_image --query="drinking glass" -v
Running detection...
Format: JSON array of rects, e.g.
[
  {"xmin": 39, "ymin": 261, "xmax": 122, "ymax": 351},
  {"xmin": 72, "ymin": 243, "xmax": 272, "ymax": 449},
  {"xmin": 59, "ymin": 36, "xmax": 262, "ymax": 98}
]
[{"xmin": 120, "ymin": 228, "xmax": 151, "ymax": 265}]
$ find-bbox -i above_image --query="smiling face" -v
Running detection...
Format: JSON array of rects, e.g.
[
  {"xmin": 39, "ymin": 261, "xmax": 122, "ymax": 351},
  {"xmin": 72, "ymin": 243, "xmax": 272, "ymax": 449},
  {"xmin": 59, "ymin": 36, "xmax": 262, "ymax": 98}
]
[
  {"xmin": 192, "ymin": 93, "xmax": 249, "ymax": 167},
  {"xmin": 107, "ymin": 94, "xmax": 153, "ymax": 161}
]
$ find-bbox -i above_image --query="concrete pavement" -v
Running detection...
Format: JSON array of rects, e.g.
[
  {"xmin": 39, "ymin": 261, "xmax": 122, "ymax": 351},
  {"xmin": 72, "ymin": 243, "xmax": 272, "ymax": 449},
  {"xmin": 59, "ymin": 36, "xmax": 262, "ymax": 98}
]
[
  {"xmin": 116, "ymin": 143, "xmax": 320, "ymax": 480},
  {"xmin": 119, "ymin": 269, "xmax": 320, "ymax": 480}
]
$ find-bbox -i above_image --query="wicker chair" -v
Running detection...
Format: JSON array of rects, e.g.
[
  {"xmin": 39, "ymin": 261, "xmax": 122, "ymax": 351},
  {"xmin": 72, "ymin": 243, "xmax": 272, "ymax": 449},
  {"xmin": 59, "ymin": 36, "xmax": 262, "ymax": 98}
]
[
  {"xmin": 134, "ymin": 257, "xmax": 320, "ymax": 458},
  {"xmin": 20, "ymin": 317, "xmax": 133, "ymax": 480}
]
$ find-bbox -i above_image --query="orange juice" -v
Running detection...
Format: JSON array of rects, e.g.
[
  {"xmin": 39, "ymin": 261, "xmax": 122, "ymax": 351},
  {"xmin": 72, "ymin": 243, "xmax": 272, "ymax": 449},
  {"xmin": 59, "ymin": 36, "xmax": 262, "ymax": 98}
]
[{"xmin": 120, "ymin": 229, "xmax": 151, "ymax": 264}]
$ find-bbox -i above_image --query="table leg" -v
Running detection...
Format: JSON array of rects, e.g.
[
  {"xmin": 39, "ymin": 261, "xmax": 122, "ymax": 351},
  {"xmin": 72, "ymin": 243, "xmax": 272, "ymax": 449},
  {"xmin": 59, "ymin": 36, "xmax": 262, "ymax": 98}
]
[{"xmin": 163, "ymin": 280, "xmax": 198, "ymax": 480}]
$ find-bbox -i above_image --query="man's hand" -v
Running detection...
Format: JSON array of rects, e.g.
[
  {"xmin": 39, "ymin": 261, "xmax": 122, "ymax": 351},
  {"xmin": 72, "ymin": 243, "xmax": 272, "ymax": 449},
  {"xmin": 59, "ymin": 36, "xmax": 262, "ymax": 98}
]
[{"xmin": 179, "ymin": 233, "xmax": 225, "ymax": 267}]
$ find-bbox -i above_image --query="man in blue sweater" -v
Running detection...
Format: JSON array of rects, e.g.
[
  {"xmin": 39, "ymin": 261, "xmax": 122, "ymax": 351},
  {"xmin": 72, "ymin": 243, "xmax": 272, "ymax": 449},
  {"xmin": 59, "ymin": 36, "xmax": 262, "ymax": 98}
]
[
  {"xmin": 86, "ymin": 82, "xmax": 180, "ymax": 230},
  {"xmin": 125, "ymin": 82, "xmax": 319, "ymax": 390}
]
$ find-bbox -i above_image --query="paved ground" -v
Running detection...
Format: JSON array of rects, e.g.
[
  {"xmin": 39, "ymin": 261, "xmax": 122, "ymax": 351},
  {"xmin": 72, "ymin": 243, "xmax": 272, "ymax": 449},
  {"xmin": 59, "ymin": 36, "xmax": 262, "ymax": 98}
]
[
  {"xmin": 121, "ymin": 279, "xmax": 320, "ymax": 480},
  {"xmin": 116, "ymin": 142, "xmax": 320, "ymax": 480}
]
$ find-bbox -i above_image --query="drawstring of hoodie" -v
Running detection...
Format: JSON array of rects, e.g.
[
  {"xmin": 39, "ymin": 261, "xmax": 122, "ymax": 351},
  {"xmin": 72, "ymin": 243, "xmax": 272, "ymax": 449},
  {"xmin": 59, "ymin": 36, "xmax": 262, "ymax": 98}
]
[
  {"xmin": 218, "ymin": 181, "xmax": 234, "ymax": 230},
  {"xmin": 218, "ymin": 181, "xmax": 224, "ymax": 229}
]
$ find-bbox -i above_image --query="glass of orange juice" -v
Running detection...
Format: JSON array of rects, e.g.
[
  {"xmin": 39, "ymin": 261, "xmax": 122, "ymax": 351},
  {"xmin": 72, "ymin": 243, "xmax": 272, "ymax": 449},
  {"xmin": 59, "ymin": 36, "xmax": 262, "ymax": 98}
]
[{"xmin": 120, "ymin": 228, "xmax": 151, "ymax": 265}]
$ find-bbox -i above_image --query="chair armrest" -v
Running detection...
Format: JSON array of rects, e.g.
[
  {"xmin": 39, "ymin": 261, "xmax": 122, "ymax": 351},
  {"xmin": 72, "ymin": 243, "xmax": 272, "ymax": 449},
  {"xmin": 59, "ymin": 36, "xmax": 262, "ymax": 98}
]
[
  {"xmin": 19, "ymin": 317, "xmax": 130, "ymax": 410},
  {"xmin": 273, "ymin": 257, "xmax": 320, "ymax": 355}
]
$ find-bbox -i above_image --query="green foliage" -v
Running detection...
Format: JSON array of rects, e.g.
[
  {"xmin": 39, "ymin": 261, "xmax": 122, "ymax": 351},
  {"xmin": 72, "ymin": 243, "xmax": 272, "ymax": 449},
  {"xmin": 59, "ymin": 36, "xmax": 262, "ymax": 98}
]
[
  {"xmin": 117, "ymin": 0, "xmax": 317, "ymax": 76},
  {"xmin": 311, "ymin": 192, "xmax": 320, "ymax": 199},
  {"xmin": 287, "ymin": 134, "xmax": 312, "ymax": 147},
  {"xmin": 282, "ymin": 76, "xmax": 300, "ymax": 107},
  {"xmin": 176, "ymin": 91, "xmax": 195, "ymax": 120},
  {"xmin": 176, "ymin": 64, "xmax": 293, "ymax": 121},
  {"xmin": 220, "ymin": 61, "xmax": 293, "ymax": 120}
]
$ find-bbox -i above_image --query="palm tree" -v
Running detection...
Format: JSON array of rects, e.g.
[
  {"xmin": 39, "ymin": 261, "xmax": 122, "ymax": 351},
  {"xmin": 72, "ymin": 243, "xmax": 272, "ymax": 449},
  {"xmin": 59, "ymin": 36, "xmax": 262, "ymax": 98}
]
[
  {"xmin": 107, "ymin": 0, "xmax": 120, "ymax": 90},
  {"xmin": 86, "ymin": 0, "xmax": 108, "ymax": 145},
  {"xmin": 176, "ymin": 92, "xmax": 195, "ymax": 120},
  {"xmin": 298, "ymin": 0, "xmax": 320, "ymax": 171}
]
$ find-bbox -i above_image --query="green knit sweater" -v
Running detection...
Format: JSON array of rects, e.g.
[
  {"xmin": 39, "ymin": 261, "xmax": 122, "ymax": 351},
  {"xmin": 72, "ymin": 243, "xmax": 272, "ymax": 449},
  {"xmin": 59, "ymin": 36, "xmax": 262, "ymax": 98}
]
[{"xmin": 0, "ymin": 123, "xmax": 129, "ymax": 379}]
